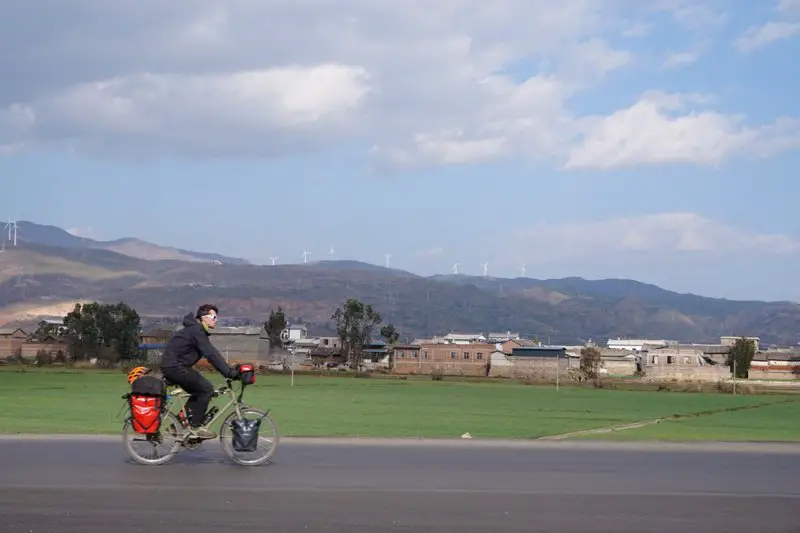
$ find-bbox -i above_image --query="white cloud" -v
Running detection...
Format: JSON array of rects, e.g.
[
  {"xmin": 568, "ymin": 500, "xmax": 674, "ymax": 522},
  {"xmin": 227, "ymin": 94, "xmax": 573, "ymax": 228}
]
[
  {"xmin": 736, "ymin": 21, "xmax": 800, "ymax": 52},
  {"xmin": 779, "ymin": 0, "xmax": 800, "ymax": 10},
  {"xmin": 661, "ymin": 50, "xmax": 701, "ymax": 69},
  {"xmin": 0, "ymin": 1, "xmax": 797, "ymax": 169},
  {"xmin": 565, "ymin": 91, "xmax": 800, "ymax": 170},
  {"xmin": 622, "ymin": 22, "xmax": 651, "ymax": 37},
  {"xmin": 671, "ymin": 5, "xmax": 728, "ymax": 33},
  {"xmin": 372, "ymin": 74, "xmax": 573, "ymax": 169},
  {"xmin": 735, "ymin": 0, "xmax": 800, "ymax": 52},
  {"xmin": 21, "ymin": 65, "xmax": 371, "ymax": 156},
  {"xmin": 0, "ymin": 104, "xmax": 35, "ymax": 154},
  {"xmin": 559, "ymin": 38, "xmax": 633, "ymax": 80},
  {"xmin": 509, "ymin": 213, "xmax": 800, "ymax": 264}
]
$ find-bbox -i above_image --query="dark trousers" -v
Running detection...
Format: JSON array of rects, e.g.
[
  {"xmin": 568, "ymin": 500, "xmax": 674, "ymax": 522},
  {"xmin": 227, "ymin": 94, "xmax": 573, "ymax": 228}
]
[{"xmin": 161, "ymin": 366, "xmax": 214, "ymax": 427}]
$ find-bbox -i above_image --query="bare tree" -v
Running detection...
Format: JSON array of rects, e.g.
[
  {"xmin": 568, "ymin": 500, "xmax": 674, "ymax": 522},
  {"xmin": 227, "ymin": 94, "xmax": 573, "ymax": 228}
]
[{"xmin": 580, "ymin": 346, "xmax": 601, "ymax": 384}]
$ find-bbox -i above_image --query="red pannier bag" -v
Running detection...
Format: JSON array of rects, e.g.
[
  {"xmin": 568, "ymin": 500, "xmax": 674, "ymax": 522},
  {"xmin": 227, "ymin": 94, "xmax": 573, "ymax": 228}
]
[
  {"xmin": 128, "ymin": 375, "xmax": 167, "ymax": 434},
  {"xmin": 239, "ymin": 363, "xmax": 255, "ymax": 385},
  {"xmin": 131, "ymin": 395, "xmax": 163, "ymax": 433}
]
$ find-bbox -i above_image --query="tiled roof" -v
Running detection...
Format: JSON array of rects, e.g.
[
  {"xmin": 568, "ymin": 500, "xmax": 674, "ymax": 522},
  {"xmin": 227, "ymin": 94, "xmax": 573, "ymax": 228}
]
[{"xmin": 755, "ymin": 351, "xmax": 800, "ymax": 361}]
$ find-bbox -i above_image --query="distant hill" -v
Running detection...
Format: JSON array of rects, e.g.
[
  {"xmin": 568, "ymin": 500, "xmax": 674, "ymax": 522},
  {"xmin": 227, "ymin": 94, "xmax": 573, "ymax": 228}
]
[
  {"xmin": 1, "ymin": 236, "xmax": 799, "ymax": 346},
  {"xmin": 311, "ymin": 260, "xmax": 398, "ymax": 272},
  {"xmin": 1, "ymin": 221, "xmax": 249, "ymax": 265},
  {"xmin": 429, "ymin": 275, "xmax": 770, "ymax": 316}
]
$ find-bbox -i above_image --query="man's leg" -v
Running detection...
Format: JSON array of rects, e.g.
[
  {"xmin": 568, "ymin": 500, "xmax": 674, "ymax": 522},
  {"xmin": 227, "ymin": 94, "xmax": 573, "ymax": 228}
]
[
  {"xmin": 162, "ymin": 366, "xmax": 216, "ymax": 438},
  {"xmin": 182, "ymin": 369, "xmax": 214, "ymax": 426}
]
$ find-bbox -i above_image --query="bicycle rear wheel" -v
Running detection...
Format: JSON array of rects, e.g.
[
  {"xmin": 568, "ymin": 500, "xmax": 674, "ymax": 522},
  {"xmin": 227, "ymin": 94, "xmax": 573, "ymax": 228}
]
[
  {"xmin": 122, "ymin": 411, "xmax": 184, "ymax": 465},
  {"xmin": 219, "ymin": 407, "xmax": 280, "ymax": 466}
]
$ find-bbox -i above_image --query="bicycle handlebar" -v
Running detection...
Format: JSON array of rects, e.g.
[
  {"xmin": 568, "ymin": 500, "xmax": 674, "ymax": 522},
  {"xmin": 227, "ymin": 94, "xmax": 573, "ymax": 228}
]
[{"xmin": 211, "ymin": 378, "xmax": 248, "ymax": 399}]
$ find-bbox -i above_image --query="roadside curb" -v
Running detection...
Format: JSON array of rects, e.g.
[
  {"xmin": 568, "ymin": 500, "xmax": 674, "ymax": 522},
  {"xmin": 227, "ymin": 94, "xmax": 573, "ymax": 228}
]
[{"xmin": 2, "ymin": 433, "xmax": 800, "ymax": 453}]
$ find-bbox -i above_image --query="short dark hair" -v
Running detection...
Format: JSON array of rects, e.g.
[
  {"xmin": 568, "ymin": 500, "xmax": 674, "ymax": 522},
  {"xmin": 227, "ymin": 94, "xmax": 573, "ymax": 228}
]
[{"xmin": 196, "ymin": 304, "xmax": 219, "ymax": 319}]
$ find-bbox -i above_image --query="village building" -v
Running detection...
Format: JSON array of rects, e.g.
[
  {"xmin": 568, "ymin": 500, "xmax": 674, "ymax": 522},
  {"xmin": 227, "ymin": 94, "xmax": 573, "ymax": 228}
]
[
  {"xmin": 394, "ymin": 342, "xmax": 493, "ymax": 376},
  {"xmin": 0, "ymin": 327, "xmax": 28, "ymax": 358}
]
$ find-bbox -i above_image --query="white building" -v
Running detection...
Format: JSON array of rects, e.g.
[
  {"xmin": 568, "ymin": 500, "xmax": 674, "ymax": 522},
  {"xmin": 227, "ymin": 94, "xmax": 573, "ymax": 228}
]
[
  {"xmin": 606, "ymin": 338, "xmax": 675, "ymax": 352},
  {"xmin": 486, "ymin": 332, "xmax": 521, "ymax": 342},
  {"xmin": 286, "ymin": 324, "xmax": 308, "ymax": 342},
  {"xmin": 720, "ymin": 336, "xmax": 760, "ymax": 352},
  {"xmin": 439, "ymin": 332, "xmax": 487, "ymax": 344},
  {"xmin": 411, "ymin": 332, "xmax": 487, "ymax": 345}
]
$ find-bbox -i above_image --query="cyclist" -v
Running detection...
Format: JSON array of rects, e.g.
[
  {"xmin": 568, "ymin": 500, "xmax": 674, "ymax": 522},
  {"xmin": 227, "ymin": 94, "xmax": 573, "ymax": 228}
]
[{"xmin": 159, "ymin": 304, "xmax": 240, "ymax": 439}]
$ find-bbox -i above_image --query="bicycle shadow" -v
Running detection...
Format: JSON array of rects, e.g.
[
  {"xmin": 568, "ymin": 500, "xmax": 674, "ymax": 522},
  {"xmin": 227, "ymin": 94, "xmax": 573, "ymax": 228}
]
[{"xmin": 123, "ymin": 444, "xmax": 276, "ymax": 467}]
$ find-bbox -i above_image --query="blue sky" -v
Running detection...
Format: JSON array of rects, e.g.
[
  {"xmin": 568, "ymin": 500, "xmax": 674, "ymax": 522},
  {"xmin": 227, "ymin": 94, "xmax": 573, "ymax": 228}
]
[{"xmin": 0, "ymin": 0, "xmax": 797, "ymax": 302}]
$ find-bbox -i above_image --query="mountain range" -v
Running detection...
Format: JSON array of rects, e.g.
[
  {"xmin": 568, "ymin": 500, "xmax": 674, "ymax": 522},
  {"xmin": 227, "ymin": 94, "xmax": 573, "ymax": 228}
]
[
  {"xmin": 1, "ymin": 221, "xmax": 249, "ymax": 265},
  {"xmin": 1, "ymin": 221, "xmax": 798, "ymax": 346}
]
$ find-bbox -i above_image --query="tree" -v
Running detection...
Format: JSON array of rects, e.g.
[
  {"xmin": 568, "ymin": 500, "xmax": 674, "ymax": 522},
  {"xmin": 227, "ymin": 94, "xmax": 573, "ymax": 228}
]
[
  {"xmin": 331, "ymin": 298, "xmax": 382, "ymax": 369},
  {"xmin": 31, "ymin": 320, "xmax": 65, "ymax": 342},
  {"xmin": 380, "ymin": 324, "xmax": 400, "ymax": 369},
  {"xmin": 728, "ymin": 337, "xmax": 756, "ymax": 379},
  {"xmin": 580, "ymin": 346, "xmax": 601, "ymax": 383},
  {"xmin": 62, "ymin": 302, "xmax": 141, "ymax": 361},
  {"xmin": 263, "ymin": 307, "xmax": 287, "ymax": 349}
]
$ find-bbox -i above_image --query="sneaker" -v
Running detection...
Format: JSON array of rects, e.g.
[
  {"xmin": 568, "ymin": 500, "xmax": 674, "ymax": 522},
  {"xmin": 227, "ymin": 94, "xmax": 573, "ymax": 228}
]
[{"xmin": 189, "ymin": 426, "xmax": 217, "ymax": 439}]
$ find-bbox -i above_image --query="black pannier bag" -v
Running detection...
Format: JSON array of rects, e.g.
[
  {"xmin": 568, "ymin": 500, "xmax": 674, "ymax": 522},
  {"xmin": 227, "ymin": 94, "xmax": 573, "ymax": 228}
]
[
  {"xmin": 231, "ymin": 417, "xmax": 262, "ymax": 452},
  {"xmin": 131, "ymin": 375, "xmax": 167, "ymax": 396}
]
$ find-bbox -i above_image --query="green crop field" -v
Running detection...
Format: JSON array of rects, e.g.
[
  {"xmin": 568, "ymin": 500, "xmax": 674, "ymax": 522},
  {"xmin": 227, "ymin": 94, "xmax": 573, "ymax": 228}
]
[
  {"xmin": 575, "ymin": 399, "xmax": 800, "ymax": 442},
  {"xmin": 2, "ymin": 367, "xmax": 799, "ymax": 441}
]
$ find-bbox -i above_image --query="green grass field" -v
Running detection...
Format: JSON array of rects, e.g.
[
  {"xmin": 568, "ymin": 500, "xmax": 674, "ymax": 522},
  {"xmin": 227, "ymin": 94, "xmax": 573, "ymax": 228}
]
[
  {"xmin": 1, "ymin": 367, "xmax": 799, "ymax": 441},
  {"xmin": 577, "ymin": 400, "xmax": 800, "ymax": 442}
]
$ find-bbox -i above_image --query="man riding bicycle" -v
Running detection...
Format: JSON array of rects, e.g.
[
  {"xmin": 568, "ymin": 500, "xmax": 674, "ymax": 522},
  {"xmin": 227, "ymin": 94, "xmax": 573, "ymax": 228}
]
[{"xmin": 160, "ymin": 304, "xmax": 240, "ymax": 439}]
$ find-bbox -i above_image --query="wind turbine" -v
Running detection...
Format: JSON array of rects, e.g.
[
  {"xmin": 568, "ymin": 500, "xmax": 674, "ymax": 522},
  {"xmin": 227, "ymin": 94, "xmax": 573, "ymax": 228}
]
[
  {"xmin": 482, "ymin": 262, "xmax": 488, "ymax": 277},
  {"xmin": 4, "ymin": 220, "xmax": 17, "ymax": 247},
  {"xmin": 269, "ymin": 257, "xmax": 278, "ymax": 266},
  {"xmin": 328, "ymin": 245, "xmax": 335, "ymax": 258},
  {"xmin": 384, "ymin": 253, "xmax": 391, "ymax": 268},
  {"xmin": 302, "ymin": 250, "xmax": 311, "ymax": 264},
  {"xmin": 453, "ymin": 262, "xmax": 459, "ymax": 275},
  {"xmin": 520, "ymin": 263, "xmax": 527, "ymax": 277}
]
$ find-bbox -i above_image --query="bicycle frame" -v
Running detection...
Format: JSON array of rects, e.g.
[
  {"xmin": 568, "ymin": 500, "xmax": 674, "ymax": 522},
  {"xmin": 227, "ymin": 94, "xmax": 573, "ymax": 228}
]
[{"xmin": 163, "ymin": 378, "xmax": 248, "ymax": 431}]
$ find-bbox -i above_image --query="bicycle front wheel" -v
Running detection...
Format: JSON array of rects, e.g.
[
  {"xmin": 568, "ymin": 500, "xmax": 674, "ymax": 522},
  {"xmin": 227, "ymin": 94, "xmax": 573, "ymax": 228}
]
[
  {"xmin": 219, "ymin": 407, "xmax": 280, "ymax": 466},
  {"xmin": 122, "ymin": 411, "xmax": 184, "ymax": 466}
]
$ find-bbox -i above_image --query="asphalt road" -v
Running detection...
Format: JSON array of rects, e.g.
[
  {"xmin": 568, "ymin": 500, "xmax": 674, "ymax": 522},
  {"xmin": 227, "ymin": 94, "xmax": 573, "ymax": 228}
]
[{"xmin": 1, "ymin": 437, "xmax": 799, "ymax": 532}]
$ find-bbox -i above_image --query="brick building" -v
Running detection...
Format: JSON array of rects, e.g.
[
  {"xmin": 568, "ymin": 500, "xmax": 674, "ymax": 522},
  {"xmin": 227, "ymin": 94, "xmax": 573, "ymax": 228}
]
[
  {"xmin": 209, "ymin": 326, "xmax": 270, "ymax": 362},
  {"xmin": 0, "ymin": 328, "xmax": 28, "ymax": 358},
  {"xmin": 394, "ymin": 343, "xmax": 493, "ymax": 376},
  {"xmin": 489, "ymin": 346, "xmax": 571, "ymax": 378},
  {"xmin": 749, "ymin": 351, "xmax": 800, "ymax": 379}
]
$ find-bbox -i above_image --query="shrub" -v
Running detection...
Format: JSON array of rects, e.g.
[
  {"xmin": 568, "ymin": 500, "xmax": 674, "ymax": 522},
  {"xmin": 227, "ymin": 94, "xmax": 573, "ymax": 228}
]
[{"xmin": 35, "ymin": 349, "xmax": 52, "ymax": 366}]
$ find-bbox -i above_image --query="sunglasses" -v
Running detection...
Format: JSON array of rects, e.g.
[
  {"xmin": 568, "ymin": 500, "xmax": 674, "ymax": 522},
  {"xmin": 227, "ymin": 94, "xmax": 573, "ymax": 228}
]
[{"xmin": 204, "ymin": 314, "xmax": 218, "ymax": 320}]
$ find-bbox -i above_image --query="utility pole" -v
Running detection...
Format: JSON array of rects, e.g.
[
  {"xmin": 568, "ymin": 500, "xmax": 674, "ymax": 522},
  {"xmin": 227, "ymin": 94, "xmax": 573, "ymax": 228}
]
[
  {"xmin": 281, "ymin": 328, "xmax": 295, "ymax": 387},
  {"xmin": 556, "ymin": 350, "xmax": 560, "ymax": 391}
]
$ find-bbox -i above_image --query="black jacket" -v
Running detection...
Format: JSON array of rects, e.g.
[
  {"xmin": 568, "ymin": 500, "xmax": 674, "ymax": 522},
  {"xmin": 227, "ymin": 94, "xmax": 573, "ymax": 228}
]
[{"xmin": 160, "ymin": 313, "xmax": 236, "ymax": 378}]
